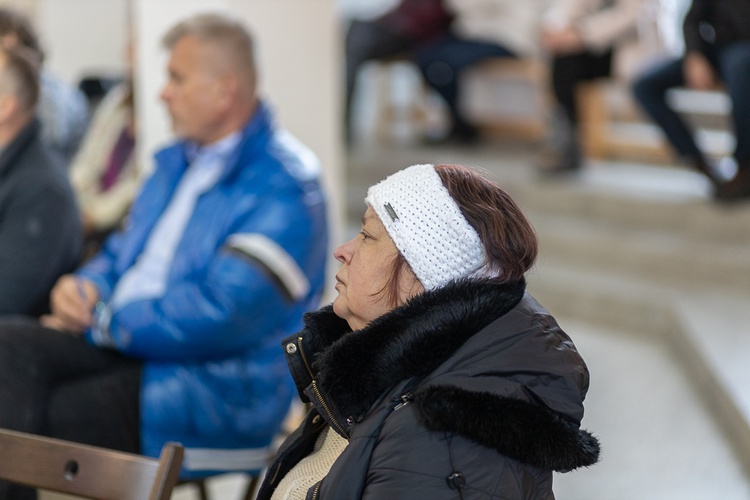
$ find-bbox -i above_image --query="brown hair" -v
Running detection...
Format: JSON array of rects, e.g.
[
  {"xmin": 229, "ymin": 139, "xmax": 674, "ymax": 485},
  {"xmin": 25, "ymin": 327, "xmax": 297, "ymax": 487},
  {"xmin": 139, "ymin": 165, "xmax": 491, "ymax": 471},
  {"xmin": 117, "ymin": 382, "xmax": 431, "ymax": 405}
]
[
  {"xmin": 380, "ymin": 164, "xmax": 538, "ymax": 307},
  {"xmin": 162, "ymin": 12, "xmax": 256, "ymax": 89},
  {"xmin": 0, "ymin": 45, "xmax": 41, "ymax": 113}
]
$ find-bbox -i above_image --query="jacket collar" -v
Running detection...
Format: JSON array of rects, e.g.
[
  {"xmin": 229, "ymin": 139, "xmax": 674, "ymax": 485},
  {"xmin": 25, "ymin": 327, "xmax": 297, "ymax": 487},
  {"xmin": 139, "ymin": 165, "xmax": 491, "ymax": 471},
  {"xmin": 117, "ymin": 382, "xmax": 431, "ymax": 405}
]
[
  {"xmin": 153, "ymin": 100, "xmax": 274, "ymax": 183},
  {"xmin": 302, "ymin": 279, "xmax": 526, "ymax": 421}
]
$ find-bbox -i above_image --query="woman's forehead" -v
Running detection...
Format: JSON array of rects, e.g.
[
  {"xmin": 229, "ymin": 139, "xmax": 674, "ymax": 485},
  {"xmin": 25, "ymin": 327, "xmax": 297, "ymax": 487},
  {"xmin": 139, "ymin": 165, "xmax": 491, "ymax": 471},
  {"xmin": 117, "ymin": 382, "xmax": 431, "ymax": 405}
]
[{"xmin": 362, "ymin": 207, "xmax": 381, "ymax": 227}]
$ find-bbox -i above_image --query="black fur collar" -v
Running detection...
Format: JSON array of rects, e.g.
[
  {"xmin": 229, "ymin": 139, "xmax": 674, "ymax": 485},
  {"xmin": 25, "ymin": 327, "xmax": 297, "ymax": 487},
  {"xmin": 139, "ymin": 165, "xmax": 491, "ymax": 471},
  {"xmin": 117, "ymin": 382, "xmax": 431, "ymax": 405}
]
[
  {"xmin": 415, "ymin": 386, "xmax": 600, "ymax": 471},
  {"xmin": 305, "ymin": 279, "xmax": 526, "ymax": 420}
]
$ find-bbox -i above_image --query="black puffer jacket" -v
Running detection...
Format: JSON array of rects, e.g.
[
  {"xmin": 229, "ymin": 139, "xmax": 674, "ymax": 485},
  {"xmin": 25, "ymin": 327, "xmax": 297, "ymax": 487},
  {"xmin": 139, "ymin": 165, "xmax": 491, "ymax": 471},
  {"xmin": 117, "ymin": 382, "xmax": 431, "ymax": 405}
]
[{"xmin": 257, "ymin": 279, "xmax": 600, "ymax": 499}]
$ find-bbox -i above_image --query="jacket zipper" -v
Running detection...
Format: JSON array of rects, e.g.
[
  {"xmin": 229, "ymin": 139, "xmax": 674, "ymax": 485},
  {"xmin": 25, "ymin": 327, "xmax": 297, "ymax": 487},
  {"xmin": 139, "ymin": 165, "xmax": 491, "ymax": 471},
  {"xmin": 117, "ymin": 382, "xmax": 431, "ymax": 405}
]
[
  {"xmin": 393, "ymin": 392, "xmax": 413, "ymax": 411},
  {"xmin": 311, "ymin": 480, "xmax": 321, "ymax": 500},
  {"xmin": 298, "ymin": 336, "xmax": 314, "ymax": 378},
  {"xmin": 268, "ymin": 462, "xmax": 283, "ymax": 486},
  {"xmin": 312, "ymin": 379, "xmax": 348, "ymax": 437}
]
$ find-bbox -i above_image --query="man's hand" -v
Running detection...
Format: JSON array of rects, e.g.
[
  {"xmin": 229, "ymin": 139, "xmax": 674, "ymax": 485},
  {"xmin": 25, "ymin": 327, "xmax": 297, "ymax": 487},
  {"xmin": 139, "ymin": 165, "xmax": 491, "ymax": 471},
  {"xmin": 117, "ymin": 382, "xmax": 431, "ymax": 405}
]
[
  {"xmin": 541, "ymin": 26, "xmax": 585, "ymax": 55},
  {"xmin": 41, "ymin": 275, "xmax": 100, "ymax": 336},
  {"xmin": 684, "ymin": 52, "xmax": 717, "ymax": 90}
]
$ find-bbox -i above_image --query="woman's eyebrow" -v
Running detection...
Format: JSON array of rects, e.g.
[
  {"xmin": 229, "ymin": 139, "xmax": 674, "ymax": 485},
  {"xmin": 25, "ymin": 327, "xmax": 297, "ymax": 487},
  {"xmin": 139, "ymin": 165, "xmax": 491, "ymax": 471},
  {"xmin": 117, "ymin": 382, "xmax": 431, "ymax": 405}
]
[{"xmin": 361, "ymin": 212, "xmax": 375, "ymax": 226}]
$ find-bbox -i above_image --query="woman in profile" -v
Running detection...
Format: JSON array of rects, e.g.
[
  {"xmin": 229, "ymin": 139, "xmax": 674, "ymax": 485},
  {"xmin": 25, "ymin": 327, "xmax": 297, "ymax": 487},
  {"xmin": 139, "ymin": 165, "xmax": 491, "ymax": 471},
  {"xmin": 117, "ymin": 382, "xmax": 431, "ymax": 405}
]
[{"xmin": 257, "ymin": 163, "xmax": 599, "ymax": 499}]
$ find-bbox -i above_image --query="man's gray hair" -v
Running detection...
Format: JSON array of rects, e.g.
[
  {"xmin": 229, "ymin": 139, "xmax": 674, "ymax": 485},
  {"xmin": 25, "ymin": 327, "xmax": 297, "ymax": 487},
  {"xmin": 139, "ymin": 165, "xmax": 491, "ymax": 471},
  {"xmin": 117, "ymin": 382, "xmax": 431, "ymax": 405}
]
[{"xmin": 162, "ymin": 12, "xmax": 256, "ymax": 77}]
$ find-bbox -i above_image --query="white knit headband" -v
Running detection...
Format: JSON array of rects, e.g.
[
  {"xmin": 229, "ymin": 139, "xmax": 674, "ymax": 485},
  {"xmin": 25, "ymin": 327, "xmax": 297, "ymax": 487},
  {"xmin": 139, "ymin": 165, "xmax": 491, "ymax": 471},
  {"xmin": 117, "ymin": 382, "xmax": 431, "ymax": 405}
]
[{"xmin": 365, "ymin": 164, "xmax": 492, "ymax": 290}]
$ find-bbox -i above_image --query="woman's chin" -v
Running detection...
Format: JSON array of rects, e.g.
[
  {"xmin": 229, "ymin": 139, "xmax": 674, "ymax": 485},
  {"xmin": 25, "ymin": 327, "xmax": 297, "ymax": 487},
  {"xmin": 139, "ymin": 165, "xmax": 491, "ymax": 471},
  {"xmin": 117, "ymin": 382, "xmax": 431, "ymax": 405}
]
[{"xmin": 331, "ymin": 298, "xmax": 345, "ymax": 320}]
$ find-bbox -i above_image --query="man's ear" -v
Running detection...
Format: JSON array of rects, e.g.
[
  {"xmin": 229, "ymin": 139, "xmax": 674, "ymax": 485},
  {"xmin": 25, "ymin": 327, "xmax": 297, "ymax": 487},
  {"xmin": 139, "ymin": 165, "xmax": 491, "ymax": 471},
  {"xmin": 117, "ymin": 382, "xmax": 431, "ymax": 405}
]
[{"xmin": 216, "ymin": 72, "xmax": 239, "ymax": 106}]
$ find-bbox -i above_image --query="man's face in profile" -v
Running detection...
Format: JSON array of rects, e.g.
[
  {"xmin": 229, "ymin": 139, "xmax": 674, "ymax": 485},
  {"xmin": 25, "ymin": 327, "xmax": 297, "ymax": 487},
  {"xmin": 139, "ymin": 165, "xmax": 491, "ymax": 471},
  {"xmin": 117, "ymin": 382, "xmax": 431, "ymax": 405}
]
[{"xmin": 160, "ymin": 35, "xmax": 224, "ymax": 145}]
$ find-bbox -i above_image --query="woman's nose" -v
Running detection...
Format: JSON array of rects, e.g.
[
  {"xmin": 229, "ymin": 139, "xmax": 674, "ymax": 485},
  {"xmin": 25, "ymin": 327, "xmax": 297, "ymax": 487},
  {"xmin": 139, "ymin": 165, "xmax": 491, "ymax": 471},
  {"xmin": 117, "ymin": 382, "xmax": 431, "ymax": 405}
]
[{"xmin": 333, "ymin": 239, "xmax": 353, "ymax": 264}]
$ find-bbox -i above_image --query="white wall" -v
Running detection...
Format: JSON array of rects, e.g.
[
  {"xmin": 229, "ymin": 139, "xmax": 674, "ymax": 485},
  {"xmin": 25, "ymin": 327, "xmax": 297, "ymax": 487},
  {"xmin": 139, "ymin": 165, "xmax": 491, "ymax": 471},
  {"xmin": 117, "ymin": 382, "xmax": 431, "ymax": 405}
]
[
  {"xmin": 37, "ymin": 0, "xmax": 130, "ymax": 83},
  {"xmin": 0, "ymin": 0, "xmax": 36, "ymax": 18}
]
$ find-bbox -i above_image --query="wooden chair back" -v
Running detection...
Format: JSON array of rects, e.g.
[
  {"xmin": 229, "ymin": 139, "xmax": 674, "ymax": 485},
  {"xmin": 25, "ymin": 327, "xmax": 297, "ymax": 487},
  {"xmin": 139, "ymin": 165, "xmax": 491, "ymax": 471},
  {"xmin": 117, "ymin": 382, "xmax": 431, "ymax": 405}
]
[{"xmin": 0, "ymin": 428, "xmax": 183, "ymax": 500}]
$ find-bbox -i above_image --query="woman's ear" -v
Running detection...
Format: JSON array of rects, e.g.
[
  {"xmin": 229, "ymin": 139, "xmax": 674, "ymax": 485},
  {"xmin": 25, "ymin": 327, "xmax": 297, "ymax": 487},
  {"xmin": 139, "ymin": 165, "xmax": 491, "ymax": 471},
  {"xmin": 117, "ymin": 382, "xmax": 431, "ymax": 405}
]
[
  {"xmin": 401, "ymin": 271, "xmax": 424, "ymax": 305},
  {"xmin": 409, "ymin": 278, "xmax": 425, "ymax": 299}
]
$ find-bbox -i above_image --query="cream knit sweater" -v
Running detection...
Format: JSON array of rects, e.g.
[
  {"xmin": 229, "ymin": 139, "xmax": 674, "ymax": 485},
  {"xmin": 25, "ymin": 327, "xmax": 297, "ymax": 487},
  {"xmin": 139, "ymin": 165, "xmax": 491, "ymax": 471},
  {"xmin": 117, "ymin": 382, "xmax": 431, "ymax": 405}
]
[{"xmin": 271, "ymin": 425, "xmax": 348, "ymax": 500}]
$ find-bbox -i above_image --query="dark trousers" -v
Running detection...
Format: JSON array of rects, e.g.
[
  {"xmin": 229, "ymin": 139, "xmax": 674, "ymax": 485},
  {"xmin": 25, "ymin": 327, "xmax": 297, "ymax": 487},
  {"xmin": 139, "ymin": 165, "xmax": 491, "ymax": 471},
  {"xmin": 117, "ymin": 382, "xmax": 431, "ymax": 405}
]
[
  {"xmin": 414, "ymin": 34, "xmax": 515, "ymax": 130},
  {"xmin": 632, "ymin": 41, "xmax": 750, "ymax": 165},
  {"xmin": 0, "ymin": 317, "xmax": 142, "ymax": 499},
  {"xmin": 551, "ymin": 49, "xmax": 613, "ymax": 126}
]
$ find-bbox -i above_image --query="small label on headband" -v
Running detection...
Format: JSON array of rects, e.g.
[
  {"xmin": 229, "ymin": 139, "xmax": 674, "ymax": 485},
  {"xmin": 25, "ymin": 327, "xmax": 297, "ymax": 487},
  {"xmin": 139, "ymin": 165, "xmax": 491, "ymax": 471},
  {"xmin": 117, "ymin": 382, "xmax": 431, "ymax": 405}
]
[{"xmin": 384, "ymin": 203, "xmax": 399, "ymax": 222}]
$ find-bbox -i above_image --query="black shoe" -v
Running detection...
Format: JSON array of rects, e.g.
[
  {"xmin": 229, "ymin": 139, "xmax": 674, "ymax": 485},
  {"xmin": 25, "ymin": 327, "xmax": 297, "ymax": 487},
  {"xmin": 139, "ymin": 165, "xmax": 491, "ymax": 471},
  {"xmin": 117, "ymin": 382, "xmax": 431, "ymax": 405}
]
[
  {"xmin": 451, "ymin": 121, "xmax": 480, "ymax": 144},
  {"xmin": 537, "ymin": 143, "xmax": 582, "ymax": 177},
  {"xmin": 537, "ymin": 111, "xmax": 581, "ymax": 176},
  {"xmin": 422, "ymin": 122, "xmax": 480, "ymax": 146},
  {"xmin": 715, "ymin": 163, "xmax": 750, "ymax": 202},
  {"xmin": 692, "ymin": 159, "xmax": 722, "ymax": 186}
]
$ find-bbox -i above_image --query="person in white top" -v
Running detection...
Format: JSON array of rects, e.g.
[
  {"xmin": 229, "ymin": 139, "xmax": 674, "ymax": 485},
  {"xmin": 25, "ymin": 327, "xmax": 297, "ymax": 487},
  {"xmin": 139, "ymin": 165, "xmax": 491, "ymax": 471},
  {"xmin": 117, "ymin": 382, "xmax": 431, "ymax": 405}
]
[{"xmin": 538, "ymin": 0, "xmax": 660, "ymax": 174}]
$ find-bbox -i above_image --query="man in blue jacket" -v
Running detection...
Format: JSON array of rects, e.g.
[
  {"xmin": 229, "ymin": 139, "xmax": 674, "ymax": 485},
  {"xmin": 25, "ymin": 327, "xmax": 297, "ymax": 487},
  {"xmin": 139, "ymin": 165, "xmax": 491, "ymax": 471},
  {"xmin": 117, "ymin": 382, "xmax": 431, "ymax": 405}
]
[{"xmin": 0, "ymin": 12, "xmax": 328, "ymax": 498}]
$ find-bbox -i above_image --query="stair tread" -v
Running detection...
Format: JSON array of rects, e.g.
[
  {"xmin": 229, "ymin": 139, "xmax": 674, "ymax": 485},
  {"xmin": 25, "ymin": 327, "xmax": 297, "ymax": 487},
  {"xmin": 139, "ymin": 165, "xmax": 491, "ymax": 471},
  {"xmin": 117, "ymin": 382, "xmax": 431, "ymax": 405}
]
[{"xmin": 676, "ymin": 292, "xmax": 750, "ymax": 423}]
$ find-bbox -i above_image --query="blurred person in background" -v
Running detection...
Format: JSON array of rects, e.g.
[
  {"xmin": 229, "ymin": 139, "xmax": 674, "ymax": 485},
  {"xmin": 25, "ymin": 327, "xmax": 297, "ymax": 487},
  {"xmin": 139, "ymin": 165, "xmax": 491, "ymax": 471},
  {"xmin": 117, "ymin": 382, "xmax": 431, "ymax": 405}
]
[
  {"xmin": 344, "ymin": 0, "xmax": 453, "ymax": 144},
  {"xmin": 0, "ymin": 6, "xmax": 89, "ymax": 165},
  {"xmin": 538, "ymin": 0, "xmax": 652, "ymax": 174},
  {"xmin": 414, "ymin": 0, "xmax": 549, "ymax": 144},
  {"xmin": 0, "ymin": 12, "xmax": 328, "ymax": 499},
  {"xmin": 70, "ymin": 40, "xmax": 140, "ymax": 257},
  {"xmin": 0, "ymin": 44, "xmax": 81, "ymax": 317},
  {"xmin": 71, "ymin": 80, "xmax": 137, "ymax": 256},
  {"xmin": 632, "ymin": 0, "xmax": 750, "ymax": 201}
]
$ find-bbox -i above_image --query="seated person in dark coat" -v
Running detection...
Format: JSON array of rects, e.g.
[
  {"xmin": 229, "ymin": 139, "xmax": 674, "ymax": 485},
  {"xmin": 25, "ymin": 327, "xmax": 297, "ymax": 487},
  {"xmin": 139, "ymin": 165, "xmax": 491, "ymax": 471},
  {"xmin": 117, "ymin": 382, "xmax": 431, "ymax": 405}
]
[
  {"xmin": 632, "ymin": 0, "xmax": 750, "ymax": 201},
  {"xmin": 0, "ymin": 45, "xmax": 82, "ymax": 316}
]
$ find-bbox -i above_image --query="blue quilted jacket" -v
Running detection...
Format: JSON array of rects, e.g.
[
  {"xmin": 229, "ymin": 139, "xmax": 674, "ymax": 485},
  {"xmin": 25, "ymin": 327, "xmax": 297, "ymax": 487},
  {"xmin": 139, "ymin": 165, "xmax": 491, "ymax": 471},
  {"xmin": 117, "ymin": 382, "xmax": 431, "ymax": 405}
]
[{"xmin": 78, "ymin": 102, "xmax": 328, "ymax": 477}]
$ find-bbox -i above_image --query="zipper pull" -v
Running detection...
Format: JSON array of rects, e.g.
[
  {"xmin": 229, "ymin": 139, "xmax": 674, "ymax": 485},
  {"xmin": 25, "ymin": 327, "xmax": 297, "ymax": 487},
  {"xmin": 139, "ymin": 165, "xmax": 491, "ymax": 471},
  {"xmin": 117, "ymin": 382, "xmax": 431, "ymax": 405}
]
[{"xmin": 393, "ymin": 392, "xmax": 413, "ymax": 411}]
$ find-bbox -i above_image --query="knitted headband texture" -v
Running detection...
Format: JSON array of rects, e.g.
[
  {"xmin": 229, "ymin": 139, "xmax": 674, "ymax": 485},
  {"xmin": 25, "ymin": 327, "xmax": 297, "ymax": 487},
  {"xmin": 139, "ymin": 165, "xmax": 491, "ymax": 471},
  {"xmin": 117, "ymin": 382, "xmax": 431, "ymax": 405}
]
[{"xmin": 365, "ymin": 164, "xmax": 490, "ymax": 290}]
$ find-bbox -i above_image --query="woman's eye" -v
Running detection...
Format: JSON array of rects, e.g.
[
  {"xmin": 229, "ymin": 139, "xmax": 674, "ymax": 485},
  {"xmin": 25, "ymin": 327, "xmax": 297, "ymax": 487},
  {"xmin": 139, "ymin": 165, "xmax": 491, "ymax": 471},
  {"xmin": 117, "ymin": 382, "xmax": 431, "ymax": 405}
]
[{"xmin": 359, "ymin": 230, "xmax": 370, "ymax": 240}]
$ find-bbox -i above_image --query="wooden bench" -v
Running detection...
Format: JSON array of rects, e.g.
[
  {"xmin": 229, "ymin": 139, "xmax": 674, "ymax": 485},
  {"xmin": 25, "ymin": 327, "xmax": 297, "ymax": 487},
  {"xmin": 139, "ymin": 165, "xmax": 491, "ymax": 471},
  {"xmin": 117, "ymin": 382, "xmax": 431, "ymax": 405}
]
[
  {"xmin": 370, "ymin": 56, "xmax": 433, "ymax": 142},
  {"xmin": 369, "ymin": 56, "xmax": 551, "ymax": 143},
  {"xmin": 577, "ymin": 79, "xmax": 732, "ymax": 163},
  {"xmin": 461, "ymin": 57, "xmax": 550, "ymax": 141}
]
